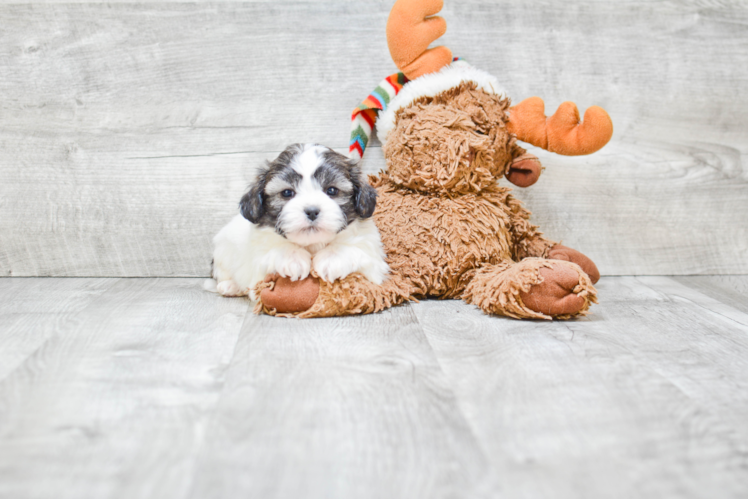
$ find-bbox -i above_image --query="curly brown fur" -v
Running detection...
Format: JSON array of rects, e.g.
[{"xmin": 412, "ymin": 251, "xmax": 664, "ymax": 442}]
[
  {"xmin": 463, "ymin": 258, "xmax": 597, "ymax": 320},
  {"xmin": 256, "ymin": 272, "xmax": 412, "ymax": 318},
  {"xmin": 257, "ymin": 84, "xmax": 597, "ymax": 320},
  {"xmin": 384, "ymin": 82, "xmax": 525, "ymax": 195},
  {"xmin": 368, "ymin": 175, "xmax": 554, "ymax": 299}
]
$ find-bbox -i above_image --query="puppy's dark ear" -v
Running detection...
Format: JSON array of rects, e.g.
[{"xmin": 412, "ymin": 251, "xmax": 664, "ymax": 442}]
[
  {"xmin": 240, "ymin": 171, "xmax": 267, "ymax": 224},
  {"xmin": 351, "ymin": 165, "xmax": 377, "ymax": 218}
]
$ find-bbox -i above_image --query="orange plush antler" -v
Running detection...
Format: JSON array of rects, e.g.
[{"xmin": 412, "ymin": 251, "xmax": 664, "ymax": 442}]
[
  {"xmin": 508, "ymin": 97, "xmax": 613, "ymax": 156},
  {"xmin": 386, "ymin": 0, "xmax": 453, "ymax": 80}
]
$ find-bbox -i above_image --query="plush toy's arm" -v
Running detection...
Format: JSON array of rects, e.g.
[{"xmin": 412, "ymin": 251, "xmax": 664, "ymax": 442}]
[
  {"xmin": 505, "ymin": 142, "xmax": 543, "ymax": 188},
  {"xmin": 255, "ymin": 272, "xmax": 412, "ymax": 318}
]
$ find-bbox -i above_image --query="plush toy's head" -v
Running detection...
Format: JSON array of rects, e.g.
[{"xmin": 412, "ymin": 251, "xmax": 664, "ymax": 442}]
[
  {"xmin": 384, "ymin": 82, "xmax": 513, "ymax": 194},
  {"xmin": 381, "ymin": 68, "xmax": 516, "ymax": 195},
  {"xmin": 350, "ymin": 0, "xmax": 614, "ymax": 190}
]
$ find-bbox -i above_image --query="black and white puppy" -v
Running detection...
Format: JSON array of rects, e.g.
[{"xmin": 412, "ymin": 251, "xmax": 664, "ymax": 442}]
[{"xmin": 210, "ymin": 143, "xmax": 389, "ymax": 297}]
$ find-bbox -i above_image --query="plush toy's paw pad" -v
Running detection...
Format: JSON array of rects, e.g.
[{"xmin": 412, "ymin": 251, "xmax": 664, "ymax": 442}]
[
  {"xmin": 276, "ymin": 248, "xmax": 312, "ymax": 282},
  {"xmin": 548, "ymin": 244, "xmax": 600, "ymax": 284},
  {"xmin": 520, "ymin": 264, "xmax": 586, "ymax": 317},
  {"xmin": 260, "ymin": 274, "xmax": 320, "ymax": 314},
  {"xmin": 506, "ymin": 153, "xmax": 542, "ymax": 187},
  {"xmin": 216, "ymin": 280, "xmax": 247, "ymax": 297}
]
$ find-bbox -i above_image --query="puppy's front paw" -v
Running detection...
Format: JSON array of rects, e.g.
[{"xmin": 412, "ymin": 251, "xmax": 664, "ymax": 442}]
[
  {"xmin": 217, "ymin": 280, "xmax": 248, "ymax": 297},
  {"xmin": 313, "ymin": 247, "xmax": 357, "ymax": 283},
  {"xmin": 276, "ymin": 247, "xmax": 312, "ymax": 281}
]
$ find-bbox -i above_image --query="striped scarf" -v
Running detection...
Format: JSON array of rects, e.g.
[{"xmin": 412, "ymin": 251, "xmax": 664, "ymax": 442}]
[
  {"xmin": 349, "ymin": 72, "xmax": 409, "ymax": 160},
  {"xmin": 350, "ymin": 58, "xmax": 462, "ymax": 160}
]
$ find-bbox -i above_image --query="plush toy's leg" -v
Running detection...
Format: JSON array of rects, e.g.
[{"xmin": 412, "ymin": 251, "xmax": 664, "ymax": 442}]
[
  {"xmin": 514, "ymin": 230, "xmax": 600, "ymax": 285},
  {"xmin": 547, "ymin": 244, "xmax": 600, "ymax": 284},
  {"xmin": 463, "ymin": 258, "xmax": 597, "ymax": 320},
  {"xmin": 254, "ymin": 272, "xmax": 412, "ymax": 318}
]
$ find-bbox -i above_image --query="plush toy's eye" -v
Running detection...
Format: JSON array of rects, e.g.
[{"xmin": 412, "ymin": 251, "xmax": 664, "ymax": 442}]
[
  {"xmin": 281, "ymin": 189, "xmax": 295, "ymax": 198},
  {"xmin": 326, "ymin": 187, "xmax": 339, "ymax": 196}
]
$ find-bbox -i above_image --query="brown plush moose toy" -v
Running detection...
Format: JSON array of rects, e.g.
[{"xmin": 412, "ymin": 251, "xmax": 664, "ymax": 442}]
[{"xmin": 256, "ymin": 0, "xmax": 613, "ymax": 319}]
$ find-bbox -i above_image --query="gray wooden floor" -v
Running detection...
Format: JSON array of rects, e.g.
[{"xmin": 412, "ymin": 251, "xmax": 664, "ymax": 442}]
[{"xmin": 1, "ymin": 276, "xmax": 747, "ymax": 497}]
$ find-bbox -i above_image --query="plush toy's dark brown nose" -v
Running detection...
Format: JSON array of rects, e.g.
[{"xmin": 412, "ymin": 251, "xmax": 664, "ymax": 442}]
[{"xmin": 305, "ymin": 207, "xmax": 320, "ymax": 221}]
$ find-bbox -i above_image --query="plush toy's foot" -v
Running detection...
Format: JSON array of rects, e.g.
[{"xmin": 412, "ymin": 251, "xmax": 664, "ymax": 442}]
[
  {"xmin": 520, "ymin": 263, "xmax": 591, "ymax": 317},
  {"xmin": 548, "ymin": 244, "xmax": 600, "ymax": 284},
  {"xmin": 464, "ymin": 258, "xmax": 597, "ymax": 320},
  {"xmin": 257, "ymin": 274, "xmax": 320, "ymax": 315}
]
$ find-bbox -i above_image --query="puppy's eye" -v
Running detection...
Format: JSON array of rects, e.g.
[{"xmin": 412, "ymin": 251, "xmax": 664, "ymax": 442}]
[
  {"xmin": 281, "ymin": 189, "xmax": 295, "ymax": 198},
  {"xmin": 326, "ymin": 187, "xmax": 339, "ymax": 196}
]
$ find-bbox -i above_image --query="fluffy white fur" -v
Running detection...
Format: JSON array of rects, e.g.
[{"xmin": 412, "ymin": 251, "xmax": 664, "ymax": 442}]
[
  {"xmin": 377, "ymin": 61, "xmax": 506, "ymax": 144},
  {"xmin": 210, "ymin": 215, "xmax": 389, "ymax": 299}
]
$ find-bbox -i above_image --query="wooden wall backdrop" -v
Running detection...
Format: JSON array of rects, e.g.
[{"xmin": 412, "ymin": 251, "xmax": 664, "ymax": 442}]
[{"xmin": 1, "ymin": 0, "xmax": 746, "ymax": 277}]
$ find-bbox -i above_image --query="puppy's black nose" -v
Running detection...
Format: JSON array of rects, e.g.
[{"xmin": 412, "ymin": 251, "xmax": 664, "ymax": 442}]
[{"xmin": 304, "ymin": 207, "xmax": 320, "ymax": 221}]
